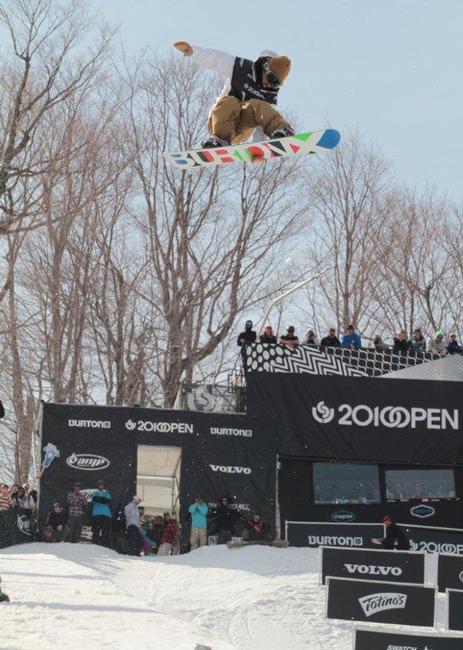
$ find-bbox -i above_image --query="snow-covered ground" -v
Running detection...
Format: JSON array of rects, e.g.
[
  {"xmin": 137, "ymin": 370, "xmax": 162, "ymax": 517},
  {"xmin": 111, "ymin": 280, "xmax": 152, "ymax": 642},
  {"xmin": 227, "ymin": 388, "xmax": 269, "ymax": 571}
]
[{"xmin": 0, "ymin": 543, "xmax": 448, "ymax": 650}]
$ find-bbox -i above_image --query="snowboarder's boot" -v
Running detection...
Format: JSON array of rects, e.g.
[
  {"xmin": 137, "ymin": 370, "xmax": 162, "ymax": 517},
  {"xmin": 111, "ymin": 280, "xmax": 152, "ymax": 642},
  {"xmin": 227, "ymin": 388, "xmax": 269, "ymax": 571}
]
[
  {"xmin": 201, "ymin": 135, "xmax": 230, "ymax": 149},
  {"xmin": 269, "ymin": 126, "xmax": 295, "ymax": 139}
]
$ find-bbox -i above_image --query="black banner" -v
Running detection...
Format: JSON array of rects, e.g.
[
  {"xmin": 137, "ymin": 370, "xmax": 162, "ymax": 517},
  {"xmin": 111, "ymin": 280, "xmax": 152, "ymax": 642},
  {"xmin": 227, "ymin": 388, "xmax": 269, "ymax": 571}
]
[
  {"xmin": 403, "ymin": 524, "xmax": 463, "ymax": 555},
  {"xmin": 354, "ymin": 627, "xmax": 463, "ymax": 650},
  {"xmin": 438, "ymin": 554, "xmax": 463, "ymax": 592},
  {"xmin": 447, "ymin": 589, "xmax": 463, "ymax": 631},
  {"xmin": 0, "ymin": 510, "xmax": 33, "ymax": 549},
  {"xmin": 247, "ymin": 372, "xmax": 463, "ymax": 464},
  {"xmin": 320, "ymin": 546, "xmax": 425, "ymax": 585},
  {"xmin": 326, "ymin": 577, "xmax": 435, "ymax": 626},
  {"xmin": 40, "ymin": 403, "xmax": 276, "ymax": 547},
  {"xmin": 286, "ymin": 521, "xmax": 383, "ymax": 548}
]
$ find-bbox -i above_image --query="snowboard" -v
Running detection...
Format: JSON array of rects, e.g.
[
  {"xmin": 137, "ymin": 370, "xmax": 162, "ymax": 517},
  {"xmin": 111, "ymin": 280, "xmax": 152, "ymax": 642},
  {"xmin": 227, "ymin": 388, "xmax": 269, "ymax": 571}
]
[
  {"xmin": 164, "ymin": 129, "xmax": 340, "ymax": 169},
  {"xmin": 227, "ymin": 539, "xmax": 289, "ymax": 549}
]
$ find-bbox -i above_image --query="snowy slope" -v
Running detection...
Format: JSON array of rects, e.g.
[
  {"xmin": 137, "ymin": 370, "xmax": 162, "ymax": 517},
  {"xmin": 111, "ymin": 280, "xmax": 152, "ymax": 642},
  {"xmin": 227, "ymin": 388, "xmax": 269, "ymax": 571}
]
[{"xmin": 0, "ymin": 543, "xmax": 448, "ymax": 650}]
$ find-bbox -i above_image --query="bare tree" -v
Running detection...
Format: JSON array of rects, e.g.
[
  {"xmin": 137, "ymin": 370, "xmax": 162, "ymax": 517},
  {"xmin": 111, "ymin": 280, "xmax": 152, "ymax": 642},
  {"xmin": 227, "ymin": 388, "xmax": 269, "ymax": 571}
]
[
  {"xmin": 0, "ymin": 0, "xmax": 114, "ymax": 235},
  {"xmin": 125, "ymin": 53, "xmax": 305, "ymax": 406},
  {"xmin": 305, "ymin": 130, "xmax": 392, "ymax": 336},
  {"xmin": 377, "ymin": 188, "xmax": 451, "ymax": 338}
]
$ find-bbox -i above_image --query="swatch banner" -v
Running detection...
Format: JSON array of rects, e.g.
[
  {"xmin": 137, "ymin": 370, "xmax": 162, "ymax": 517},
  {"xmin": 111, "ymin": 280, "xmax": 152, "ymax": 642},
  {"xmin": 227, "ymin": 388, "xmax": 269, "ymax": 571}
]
[
  {"xmin": 354, "ymin": 627, "xmax": 463, "ymax": 650},
  {"xmin": 286, "ymin": 521, "xmax": 383, "ymax": 548},
  {"xmin": 40, "ymin": 403, "xmax": 276, "ymax": 544},
  {"xmin": 320, "ymin": 546, "xmax": 425, "ymax": 586},
  {"xmin": 0, "ymin": 510, "xmax": 33, "ymax": 549},
  {"xmin": 447, "ymin": 589, "xmax": 463, "ymax": 631},
  {"xmin": 326, "ymin": 577, "xmax": 436, "ymax": 626},
  {"xmin": 404, "ymin": 524, "xmax": 463, "ymax": 555},
  {"xmin": 247, "ymin": 372, "xmax": 463, "ymax": 463},
  {"xmin": 438, "ymin": 554, "xmax": 463, "ymax": 592}
]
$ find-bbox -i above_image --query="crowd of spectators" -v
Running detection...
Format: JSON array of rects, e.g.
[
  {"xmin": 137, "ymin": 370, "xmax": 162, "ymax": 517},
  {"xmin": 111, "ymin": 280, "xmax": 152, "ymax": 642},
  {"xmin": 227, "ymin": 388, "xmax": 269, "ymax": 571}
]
[
  {"xmin": 0, "ymin": 482, "xmax": 38, "ymax": 534},
  {"xmin": 238, "ymin": 321, "xmax": 463, "ymax": 356},
  {"xmin": 1, "ymin": 478, "xmax": 269, "ymax": 557}
]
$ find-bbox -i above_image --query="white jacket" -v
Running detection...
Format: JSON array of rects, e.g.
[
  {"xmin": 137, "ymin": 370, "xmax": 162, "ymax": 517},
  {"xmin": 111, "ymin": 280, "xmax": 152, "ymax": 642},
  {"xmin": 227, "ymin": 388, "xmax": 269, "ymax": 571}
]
[
  {"xmin": 190, "ymin": 45, "xmax": 280, "ymax": 141},
  {"xmin": 124, "ymin": 501, "xmax": 141, "ymax": 529}
]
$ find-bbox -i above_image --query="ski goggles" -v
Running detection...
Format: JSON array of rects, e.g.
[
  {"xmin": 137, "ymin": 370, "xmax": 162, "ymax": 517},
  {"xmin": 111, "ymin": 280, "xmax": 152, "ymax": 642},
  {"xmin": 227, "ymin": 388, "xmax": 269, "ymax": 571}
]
[{"xmin": 262, "ymin": 61, "xmax": 282, "ymax": 89}]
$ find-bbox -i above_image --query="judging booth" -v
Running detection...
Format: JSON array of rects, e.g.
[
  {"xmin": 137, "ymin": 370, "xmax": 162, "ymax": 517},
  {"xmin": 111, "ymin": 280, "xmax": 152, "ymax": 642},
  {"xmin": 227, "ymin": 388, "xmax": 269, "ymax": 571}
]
[
  {"xmin": 38, "ymin": 403, "xmax": 276, "ymax": 548},
  {"xmin": 34, "ymin": 344, "xmax": 463, "ymax": 551}
]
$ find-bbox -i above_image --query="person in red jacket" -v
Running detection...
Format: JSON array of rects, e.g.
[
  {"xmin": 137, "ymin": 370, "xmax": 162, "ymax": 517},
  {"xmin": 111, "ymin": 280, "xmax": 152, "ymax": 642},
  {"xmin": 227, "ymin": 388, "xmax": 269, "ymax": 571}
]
[
  {"xmin": 157, "ymin": 512, "xmax": 178, "ymax": 556},
  {"xmin": 242, "ymin": 514, "xmax": 271, "ymax": 542}
]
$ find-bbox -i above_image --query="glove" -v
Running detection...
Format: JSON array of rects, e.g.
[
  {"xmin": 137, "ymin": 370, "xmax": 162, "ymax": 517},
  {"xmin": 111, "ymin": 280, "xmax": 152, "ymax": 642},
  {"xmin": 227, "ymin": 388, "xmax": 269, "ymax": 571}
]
[{"xmin": 173, "ymin": 41, "xmax": 193, "ymax": 56}]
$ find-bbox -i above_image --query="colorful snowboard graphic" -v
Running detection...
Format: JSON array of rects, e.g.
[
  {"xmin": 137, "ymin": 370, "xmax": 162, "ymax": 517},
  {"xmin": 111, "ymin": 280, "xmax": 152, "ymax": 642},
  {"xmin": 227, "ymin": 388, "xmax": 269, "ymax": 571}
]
[{"xmin": 164, "ymin": 129, "xmax": 340, "ymax": 169}]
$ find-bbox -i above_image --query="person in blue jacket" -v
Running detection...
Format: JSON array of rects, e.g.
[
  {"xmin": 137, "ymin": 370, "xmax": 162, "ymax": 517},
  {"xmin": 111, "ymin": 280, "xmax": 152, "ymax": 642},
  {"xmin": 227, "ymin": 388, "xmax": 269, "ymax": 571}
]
[
  {"xmin": 188, "ymin": 495, "xmax": 208, "ymax": 550},
  {"xmin": 91, "ymin": 480, "xmax": 112, "ymax": 547},
  {"xmin": 341, "ymin": 324, "xmax": 362, "ymax": 350}
]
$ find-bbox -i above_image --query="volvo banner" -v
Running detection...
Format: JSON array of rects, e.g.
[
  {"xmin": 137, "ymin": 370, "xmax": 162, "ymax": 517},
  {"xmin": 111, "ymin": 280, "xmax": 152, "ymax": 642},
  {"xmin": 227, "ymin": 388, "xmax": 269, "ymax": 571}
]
[
  {"xmin": 447, "ymin": 589, "xmax": 463, "ymax": 631},
  {"xmin": 286, "ymin": 521, "xmax": 383, "ymax": 548},
  {"xmin": 326, "ymin": 577, "xmax": 436, "ymax": 626},
  {"xmin": 320, "ymin": 546, "xmax": 425, "ymax": 585},
  {"xmin": 354, "ymin": 627, "xmax": 463, "ymax": 650}
]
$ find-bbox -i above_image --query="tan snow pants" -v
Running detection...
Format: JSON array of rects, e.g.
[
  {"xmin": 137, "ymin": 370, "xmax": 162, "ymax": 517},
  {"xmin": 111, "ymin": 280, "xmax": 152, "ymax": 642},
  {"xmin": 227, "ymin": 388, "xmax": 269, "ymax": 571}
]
[
  {"xmin": 190, "ymin": 526, "xmax": 208, "ymax": 550},
  {"xmin": 208, "ymin": 96, "xmax": 291, "ymax": 144}
]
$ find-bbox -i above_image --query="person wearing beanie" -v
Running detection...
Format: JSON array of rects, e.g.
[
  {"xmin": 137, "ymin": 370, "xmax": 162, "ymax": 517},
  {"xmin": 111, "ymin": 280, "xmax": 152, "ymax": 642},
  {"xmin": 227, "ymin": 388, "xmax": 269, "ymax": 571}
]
[{"xmin": 173, "ymin": 41, "xmax": 294, "ymax": 148}]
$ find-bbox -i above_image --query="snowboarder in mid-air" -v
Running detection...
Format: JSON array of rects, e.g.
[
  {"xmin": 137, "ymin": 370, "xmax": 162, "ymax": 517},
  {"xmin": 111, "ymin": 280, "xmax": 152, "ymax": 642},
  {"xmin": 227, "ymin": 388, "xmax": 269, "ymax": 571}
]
[{"xmin": 173, "ymin": 41, "xmax": 295, "ymax": 149}]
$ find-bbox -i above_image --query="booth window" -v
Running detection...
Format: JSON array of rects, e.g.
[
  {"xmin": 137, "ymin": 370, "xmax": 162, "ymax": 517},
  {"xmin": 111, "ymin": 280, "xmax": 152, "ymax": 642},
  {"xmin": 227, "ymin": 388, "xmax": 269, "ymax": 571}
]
[
  {"xmin": 313, "ymin": 462, "xmax": 380, "ymax": 504},
  {"xmin": 385, "ymin": 468, "xmax": 456, "ymax": 501}
]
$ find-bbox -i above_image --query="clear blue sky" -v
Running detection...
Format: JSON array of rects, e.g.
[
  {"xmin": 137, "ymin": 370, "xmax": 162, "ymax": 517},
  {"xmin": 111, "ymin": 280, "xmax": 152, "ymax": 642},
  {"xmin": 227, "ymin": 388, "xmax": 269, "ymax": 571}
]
[{"xmin": 95, "ymin": 0, "xmax": 463, "ymax": 200}]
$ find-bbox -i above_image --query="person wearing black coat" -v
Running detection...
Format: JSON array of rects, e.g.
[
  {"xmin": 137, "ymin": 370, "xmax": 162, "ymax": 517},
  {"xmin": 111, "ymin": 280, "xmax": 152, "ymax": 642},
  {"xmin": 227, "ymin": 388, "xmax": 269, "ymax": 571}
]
[
  {"xmin": 237, "ymin": 320, "xmax": 257, "ymax": 369},
  {"xmin": 393, "ymin": 330, "xmax": 411, "ymax": 354},
  {"xmin": 259, "ymin": 325, "xmax": 277, "ymax": 344},
  {"xmin": 45, "ymin": 503, "xmax": 68, "ymax": 542},
  {"xmin": 320, "ymin": 328, "xmax": 341, "ymax": 348},
  {"xmin": 209, "ymin": 496, "xmax": 244, "ymax": 543},
  {"xmin": 373, "ymin": 515, "xmax": 410, "ymax": 550}
]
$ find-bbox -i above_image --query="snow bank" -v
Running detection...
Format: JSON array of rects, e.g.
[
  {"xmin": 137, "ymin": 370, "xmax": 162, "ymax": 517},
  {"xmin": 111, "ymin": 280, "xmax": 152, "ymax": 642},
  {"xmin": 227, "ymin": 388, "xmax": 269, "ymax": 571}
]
[{"xmin": 0, "ymin": 543, "xmax": 448, "ymax": 649}]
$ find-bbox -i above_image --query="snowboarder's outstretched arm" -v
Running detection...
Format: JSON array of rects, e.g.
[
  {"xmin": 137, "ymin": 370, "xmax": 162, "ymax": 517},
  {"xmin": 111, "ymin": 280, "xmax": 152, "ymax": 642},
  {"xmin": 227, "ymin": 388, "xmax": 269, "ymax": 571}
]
[{"xmin": 173, "ymin": 41, "xmax": 235, "ymax": 79}]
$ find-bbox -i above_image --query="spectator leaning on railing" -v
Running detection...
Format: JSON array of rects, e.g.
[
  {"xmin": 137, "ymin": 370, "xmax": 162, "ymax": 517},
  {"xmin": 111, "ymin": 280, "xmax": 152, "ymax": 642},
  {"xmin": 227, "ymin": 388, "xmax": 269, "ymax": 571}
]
[
  {"xmin": 393, "ymin": 330, "xmax": 411, "ymax": 353},
  {"xmin": 279, "ymin": 325, "xmax": 299, "ymax": 349},
  {"xmin": 409, "ymin": 327, "xmax": 426, "ymax": 351},
  {"xmin": 303, "ymin": 329, "xmax": 319, "ymax": 346},
  {"xmin": 430, "ymin": 330, "xmax": 447, "ymax": 356},
  {"xmin": 259, "ymin": 325, "xmax": 277, "ymax": 344},
  {"xmin": 372, "ymin": 334, "xmax": 389, "ymax": 351},
  {"xmin": 341, "ymin": 324, "xmax": 362, "ymax": 350},
  {"xmin": 320, "ymin": 328, "xmax": 340, "ymax": 347},
  {"xmin": 447, "ymin": 334, "xmax": 463, "ymax": 354}
]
